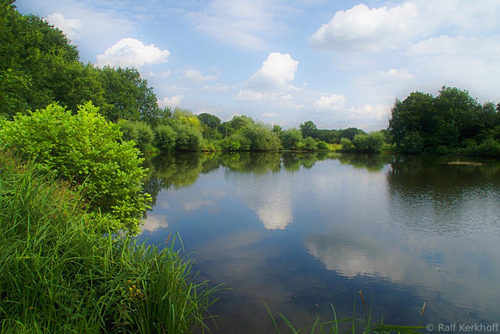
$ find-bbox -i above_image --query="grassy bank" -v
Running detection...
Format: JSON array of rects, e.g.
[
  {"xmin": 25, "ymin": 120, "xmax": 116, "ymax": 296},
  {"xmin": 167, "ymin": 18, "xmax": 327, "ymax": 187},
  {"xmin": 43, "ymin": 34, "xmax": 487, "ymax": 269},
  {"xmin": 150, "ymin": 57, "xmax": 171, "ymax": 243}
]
[{"xmin": 0, "ymin": 152, "xmax": 219, "ymax": 333}]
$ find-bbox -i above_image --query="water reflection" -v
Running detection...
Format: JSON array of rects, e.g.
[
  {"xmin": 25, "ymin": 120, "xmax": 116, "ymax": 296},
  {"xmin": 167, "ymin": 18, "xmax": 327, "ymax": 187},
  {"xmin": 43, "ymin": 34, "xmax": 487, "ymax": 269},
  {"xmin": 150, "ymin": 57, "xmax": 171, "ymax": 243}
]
[{"xmin": 141, "ymin": 152, "xmax": 500, "ymax": 333}]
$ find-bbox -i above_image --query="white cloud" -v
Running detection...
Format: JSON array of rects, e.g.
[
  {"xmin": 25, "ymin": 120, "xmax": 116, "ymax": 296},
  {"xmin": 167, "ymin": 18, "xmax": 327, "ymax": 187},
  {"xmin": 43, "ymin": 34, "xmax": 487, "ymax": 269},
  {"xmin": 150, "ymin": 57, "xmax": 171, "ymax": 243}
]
[
  {"xmin": 158, "ymin": 95, "xmax": 185, "ymax": 108},
  {"xmin": 236, "ymin": 90, "xmax": 302, "ymax": 109},
  {"xmin": 247, "ymin": 52, "xmax": 299, "ymax": 90},
  {"xmin": 380, "ymin": 68, "xmax": 415, "ymax": 81},
  {"xmin": 310, "ymin": 3, "xmax": 419, "ymax": 52},
  {"xmin": 348, "ymin": 104, "xmax": 390, "ymax": 123},
  {"xmin": 262, "ymin": 113, "xmax": 278, "ymax": 117},
  {"xmin": 203, "ymin": 83, "xmax": 230, "ymax": 92},
  {"xmin": 235, "ymin": 52, "xmax": 303, "ymax": 109},
  {"xmin": 45, "ymin": 13, "xmax": 82, "ymax": 40},
  {"xmin": 406, "ymin": 35, "xmax": 500, "ymax": 100},
  {"xmin": 96, "ymin": 38, "xmax": 170, "ymax": 69},
  {"xmin": 161, "ymin": 70, "xmax": 172, "ymax": 78},
  {"xmin": 186, "ymin": 0, "xmax": 288, "ymax": 51},
  {"xmin": 182, "ymin": 69, "xmax": 218, "ymax": 82},
  {"xmin": 314, "ymin": 94, "xmax": 346, "ymax": 111},
  {"xmin": 140, "ymin": 214, "xmax": 168, "ymax": 233}
]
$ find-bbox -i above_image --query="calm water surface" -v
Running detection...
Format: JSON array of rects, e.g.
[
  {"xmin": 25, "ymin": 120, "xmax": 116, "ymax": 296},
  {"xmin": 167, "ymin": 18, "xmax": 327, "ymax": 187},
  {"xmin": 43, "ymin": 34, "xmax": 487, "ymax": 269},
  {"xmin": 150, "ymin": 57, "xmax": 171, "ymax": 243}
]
[{"xmin": 139, "ymin": 153, "xmax": 500, "ymax": 333}]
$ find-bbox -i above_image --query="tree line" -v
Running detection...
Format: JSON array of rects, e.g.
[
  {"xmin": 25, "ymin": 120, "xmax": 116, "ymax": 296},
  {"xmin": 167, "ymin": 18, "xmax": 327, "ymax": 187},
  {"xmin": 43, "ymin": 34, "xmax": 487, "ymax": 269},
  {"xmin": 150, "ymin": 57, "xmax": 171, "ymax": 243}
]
[
  {"xmin": 1, "ymin": 2, "xmax": 499, "ymax": 156},
  {"xmin": 388, "ymin": 87, "xmax": 500, "ymax": 156},
  {"xmin": 0, "ymin": 2, "xmax": 382, "ymax": 154}
]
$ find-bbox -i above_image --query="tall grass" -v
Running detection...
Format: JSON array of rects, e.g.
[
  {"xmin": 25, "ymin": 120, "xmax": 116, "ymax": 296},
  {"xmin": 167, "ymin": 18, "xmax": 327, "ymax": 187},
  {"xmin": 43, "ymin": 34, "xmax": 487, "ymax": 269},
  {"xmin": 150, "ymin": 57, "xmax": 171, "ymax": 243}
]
[
  {"xmin": 265, "ymin": 291, "xmax": 426, "ymax": 334},
  {"xmin": 0, "ymin": 152, "xmax": 220, "ymax": 333}
]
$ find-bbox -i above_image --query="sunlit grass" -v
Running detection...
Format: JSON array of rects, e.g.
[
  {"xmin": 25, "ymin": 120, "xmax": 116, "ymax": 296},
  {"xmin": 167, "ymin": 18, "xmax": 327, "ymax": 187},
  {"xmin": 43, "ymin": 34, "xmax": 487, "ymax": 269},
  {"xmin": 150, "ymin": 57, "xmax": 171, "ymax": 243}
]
[{"xmin": 0, "ymin": 152, "xmax": 221, "ymax": 333}]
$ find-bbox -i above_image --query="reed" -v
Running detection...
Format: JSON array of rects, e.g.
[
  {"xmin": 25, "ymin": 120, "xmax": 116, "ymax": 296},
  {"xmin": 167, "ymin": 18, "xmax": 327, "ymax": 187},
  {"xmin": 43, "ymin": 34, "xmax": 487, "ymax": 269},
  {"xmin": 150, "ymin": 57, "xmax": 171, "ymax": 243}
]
[{"xmin": 265, "ymin": 291, "xmax": 426, "ymax": 334}]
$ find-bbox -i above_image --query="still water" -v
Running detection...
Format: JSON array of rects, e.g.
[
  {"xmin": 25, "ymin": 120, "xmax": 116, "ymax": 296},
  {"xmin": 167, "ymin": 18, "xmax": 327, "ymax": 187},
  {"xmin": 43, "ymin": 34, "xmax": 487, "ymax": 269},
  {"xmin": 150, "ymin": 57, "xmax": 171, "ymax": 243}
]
[{"xmin": 139, "ymin": 152, "xmax": 500, "ymax": 333}]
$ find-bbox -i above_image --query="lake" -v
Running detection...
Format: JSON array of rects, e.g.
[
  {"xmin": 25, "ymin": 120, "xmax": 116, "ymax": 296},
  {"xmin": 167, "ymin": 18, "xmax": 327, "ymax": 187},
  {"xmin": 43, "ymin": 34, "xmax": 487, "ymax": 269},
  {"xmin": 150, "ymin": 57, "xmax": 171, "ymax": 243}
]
[{"xmin": 138, "ymin": 152, "xmax": 500, "ymax": 333}]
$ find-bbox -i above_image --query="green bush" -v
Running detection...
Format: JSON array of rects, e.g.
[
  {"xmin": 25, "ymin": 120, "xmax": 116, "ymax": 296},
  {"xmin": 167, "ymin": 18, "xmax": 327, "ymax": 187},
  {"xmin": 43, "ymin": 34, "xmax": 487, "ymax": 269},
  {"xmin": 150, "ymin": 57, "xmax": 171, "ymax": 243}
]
[
  {"xmin": 317, "ymin": 140, "xmax": 329, "ymax": 150},
  {"xmin": 281, "ymin": 128, "xmax": 302, "ymax": 150},
  {"xmin": 0, "ymin": 102, "xmax": 150, "ymax": 234},
  {"xmin": 401, "ymin": 131, "xmax": 424, "ymax": 153},
  {"xmin": 134, "ymin": 121, "xmax": 154, "ymax": 152},
  {"xmin": 174, "ymin": 123, "xmax": 205, "ymax": 151},
  {"xmin": 477, "ymin": 138, "xmax": 500, "ymax": 157},
  {"xmin": 118, "ymin": 119, "xmax": 139, "ymax": 142},
  {"xmin": 154, "ymin": 124, "xmax": 177, "ymax": 153},
  {"xmin": 352, "ymin": 133, "xmax": 368, "ymax": 151},
  {"xmin": 341, "ymin": 138, "xmax": 353, "ymax": 152},
  {"xmin": 302, "ymin": 136, "xmax": 318, "ymax": 151}
]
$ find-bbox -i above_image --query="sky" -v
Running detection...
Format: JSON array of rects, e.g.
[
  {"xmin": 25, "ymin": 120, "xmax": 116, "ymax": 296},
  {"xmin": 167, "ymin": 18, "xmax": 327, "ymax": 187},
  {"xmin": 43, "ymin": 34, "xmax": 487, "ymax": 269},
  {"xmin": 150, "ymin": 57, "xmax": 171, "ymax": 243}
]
[{"xmin": 16, "ymin": 0, "xmax": 500, "ymax": 131}]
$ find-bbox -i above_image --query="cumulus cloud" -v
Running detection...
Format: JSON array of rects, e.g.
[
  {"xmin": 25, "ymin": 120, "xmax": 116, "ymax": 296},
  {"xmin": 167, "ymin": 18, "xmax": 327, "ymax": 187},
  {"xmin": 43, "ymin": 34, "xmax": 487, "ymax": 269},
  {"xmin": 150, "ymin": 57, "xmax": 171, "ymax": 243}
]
[
  {"xmin": 348, "ymin": 104, "xmax": 390, "ymax": 123},
  {"xmin": 310, "ymin": 3, "xmax": 419, "ymax": 52},
  {"xmin": 235, "ymin": 52, "xmax": 303, "ymax": 109},
  {"xmin": 45, "ymin": 13, "xmax": 82, "ymax": 40},
  {"xmin": 96, "ymin": 38, "xmax": 170, "ymax": 69},
  {"xmin": 247, "ymin": 52, "xmax": 299, "ymax": 91},
  {"xmin": 158, "ymin": 95, "xmax": 185, "ymax": 108},
  {"xmin": 182, "ymin": 69, "xmax": 218, "ymax": 82},
  {"xmin": 314, "ymin": 94, "xmax": 346, "ymax": 111}
]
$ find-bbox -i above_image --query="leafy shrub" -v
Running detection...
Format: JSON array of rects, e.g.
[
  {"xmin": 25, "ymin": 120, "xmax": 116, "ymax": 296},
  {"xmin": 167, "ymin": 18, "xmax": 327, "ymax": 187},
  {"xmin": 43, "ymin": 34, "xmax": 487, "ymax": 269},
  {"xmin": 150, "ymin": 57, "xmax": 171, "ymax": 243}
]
[
  {"xmin": 281, "ymin": 128, "xmax": 302, "ymax": 150},
  {"xmin": 301, "ymin": 137, "xmax": 318, "ymax": 151},
  {"xmin": 341, "ymin": 138, "xmax": 353, "ymax": 152},
  {"xmin": 174, "ymin": 123, "xmax": 205, "ymax": 151},
  {"xmin": 352, "ymin": 134, "xmax": 368, "ymax": 151},
  {"xmin": 154, "ymin": 124, "xmax": 177, "ymax": 153},
  {"xmin": 0, "ymin": 154, "xmax": 219, "ymax": 333},
  {"xmin": 134, "ymin": 121, "xmax": 154, "ymax": 151},
  {"xmin": 401, "ymin": 131, "xmax": 424, "ymax": 153},
  {"xmin": 118, "ymin": 119, "xmax": 138, "ymax": 142},
  {"xmin": 477, "ymin": 138, "xmax": 500, "ymax": 157},
  {"xmin": 317, "ymin": 140, "xmax": 328, "ymax": 150},
  {"xmin": 243, "ymin": 123, "xmax": 281, "ymax": 151},
  {"xmin": 0, "ymin": 102, "xmax": 150, "ymax": 233}
]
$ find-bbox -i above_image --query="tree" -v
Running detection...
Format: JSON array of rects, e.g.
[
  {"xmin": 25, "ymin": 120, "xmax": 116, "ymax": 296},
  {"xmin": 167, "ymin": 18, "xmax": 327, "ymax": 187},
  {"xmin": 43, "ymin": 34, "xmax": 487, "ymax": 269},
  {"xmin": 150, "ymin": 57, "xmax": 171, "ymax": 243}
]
[
  {"xmin": 0, "ymin": 102, "xmax": 151, "ymax": 234},
  {"xmin": 154, "ymin": 125, "xmax": 177, "ymax": 153},
  {"xmin": 197, "ymin": 112, "xmax": 221, "ymax": 130},
  {"xmin": 281, "ymin": 128, "xmax": 302, "ymax": 150},
  {"xmin": 299, "ymin": 121, "xmax": 317, "ymax": 138},
  {"xmin": 99, "ymin": 67, "xmax": 160, "ymax": 123},
  {"xmin": 174, "ymin": 123, "xmax": 204, "ymax": 151},
  {"xmin": 243, "ymin": 122, "xmax": 281, "ymax": 151},
  {"xmin": 338, "ymin": 127, "xmax": 366, "ymax": 141}
]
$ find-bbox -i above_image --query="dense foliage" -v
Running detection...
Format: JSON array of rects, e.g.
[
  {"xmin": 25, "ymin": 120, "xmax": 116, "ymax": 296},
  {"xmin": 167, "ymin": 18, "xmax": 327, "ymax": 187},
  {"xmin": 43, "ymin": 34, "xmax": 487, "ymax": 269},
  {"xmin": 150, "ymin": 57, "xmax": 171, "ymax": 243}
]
[
  {"xmin": 0, "ymin": 102, "xmax": 151, "ymax": 233},
  {"xmin": 0, "ymin": 153, "xmax": 218, "ymax": 333},
  {"xmin": 388, "ymin": 87, "xmax": 500, "ymax": 156}
]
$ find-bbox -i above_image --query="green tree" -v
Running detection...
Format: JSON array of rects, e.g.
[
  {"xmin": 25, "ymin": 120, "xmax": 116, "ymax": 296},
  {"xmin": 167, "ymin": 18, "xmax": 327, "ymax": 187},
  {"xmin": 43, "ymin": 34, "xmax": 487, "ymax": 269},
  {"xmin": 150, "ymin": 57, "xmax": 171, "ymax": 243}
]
[
  {"xmin": 197, "ymin": 112, "xmax": 221, "ymax": 130},
  {"xmin": 154, "ymin": 124, "xmax": 177, "ymax": 153},
  {"xmin": 99, "ymin": 67, "xmax": 160, "ymax": 123},
  {"xmin": 0, "ymin": 102, "xmax": 150, "ymax": 234},
  {"xmin": 174, "ymin": 123, "xmax": 204, "ymax": 151},
  {"xmin": 243, "ymin": 122, "xmax": 281, "ymax": 151},
  {"xmin": 281, "ymin": 128, "xmax": 302, "ymax": 150},
  {"xmin": 299, "ymin": 121, "xmax": 317, "ymax": 138}
]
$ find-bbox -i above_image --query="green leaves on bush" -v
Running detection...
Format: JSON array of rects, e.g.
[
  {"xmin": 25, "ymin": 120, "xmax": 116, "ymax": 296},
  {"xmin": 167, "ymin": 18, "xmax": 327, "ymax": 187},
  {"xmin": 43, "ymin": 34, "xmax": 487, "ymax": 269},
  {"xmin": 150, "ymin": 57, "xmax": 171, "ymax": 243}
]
[{"xmin": 0, "ymin": 102, "xmax": 151, "ymax": 234}]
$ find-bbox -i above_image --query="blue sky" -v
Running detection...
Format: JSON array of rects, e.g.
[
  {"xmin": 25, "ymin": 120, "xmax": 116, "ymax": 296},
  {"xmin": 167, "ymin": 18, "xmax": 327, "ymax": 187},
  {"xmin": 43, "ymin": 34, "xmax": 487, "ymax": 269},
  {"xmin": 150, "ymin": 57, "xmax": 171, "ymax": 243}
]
[{"xmin": 16, "ymin": 0, "xmax": 500, "ymax": 131}]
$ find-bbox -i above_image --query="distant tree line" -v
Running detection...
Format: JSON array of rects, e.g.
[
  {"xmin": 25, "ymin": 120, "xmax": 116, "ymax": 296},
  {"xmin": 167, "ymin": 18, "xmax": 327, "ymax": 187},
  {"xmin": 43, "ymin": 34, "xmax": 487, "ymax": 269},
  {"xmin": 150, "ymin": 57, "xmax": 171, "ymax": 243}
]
[
  {"xmin": 388, "ymin": 87, "xmax": 500, "ymax": 156},
  {"xmin": 2, "ymin": 2, "xmax": 498, "ymax": 156}
]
